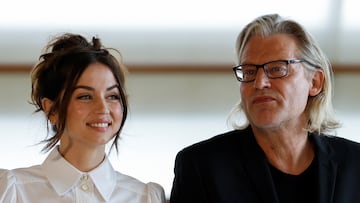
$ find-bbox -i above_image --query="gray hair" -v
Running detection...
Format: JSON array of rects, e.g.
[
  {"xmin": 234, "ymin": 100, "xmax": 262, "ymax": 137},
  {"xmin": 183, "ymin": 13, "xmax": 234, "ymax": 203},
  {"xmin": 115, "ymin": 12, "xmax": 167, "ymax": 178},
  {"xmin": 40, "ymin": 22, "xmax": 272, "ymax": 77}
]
[{"xmin": 229, "ymin": 14, "xmax": 340, "ymax": 135}]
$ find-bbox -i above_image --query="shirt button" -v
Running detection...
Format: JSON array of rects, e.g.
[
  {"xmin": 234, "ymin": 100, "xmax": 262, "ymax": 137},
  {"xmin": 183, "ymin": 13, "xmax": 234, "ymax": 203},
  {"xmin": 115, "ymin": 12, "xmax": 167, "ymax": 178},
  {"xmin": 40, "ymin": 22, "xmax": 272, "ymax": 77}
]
[
  {"xmin": 81, "ymin": 184, "xmax": 89, "ymax": 191},
  {"xmin": 81, "ymin": 174, "xmax": 88, "ymax": 181}
]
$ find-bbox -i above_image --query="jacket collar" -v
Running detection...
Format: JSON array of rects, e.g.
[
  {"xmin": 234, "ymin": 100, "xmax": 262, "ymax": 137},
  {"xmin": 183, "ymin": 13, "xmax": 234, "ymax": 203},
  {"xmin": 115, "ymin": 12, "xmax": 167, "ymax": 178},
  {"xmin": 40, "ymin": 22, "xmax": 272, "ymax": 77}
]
[{"xmin": 42, "ymin": 146, "xmax": 117, "ymax": 201}]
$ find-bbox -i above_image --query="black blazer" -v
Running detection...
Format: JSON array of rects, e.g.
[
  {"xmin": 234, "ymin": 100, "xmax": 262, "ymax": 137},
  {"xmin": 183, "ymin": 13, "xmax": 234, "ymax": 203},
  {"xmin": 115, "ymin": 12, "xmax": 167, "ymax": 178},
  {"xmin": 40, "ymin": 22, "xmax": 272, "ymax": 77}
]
[{"xmin": 170, "ymin": 127, "xmax": 360, "ymax": 203}]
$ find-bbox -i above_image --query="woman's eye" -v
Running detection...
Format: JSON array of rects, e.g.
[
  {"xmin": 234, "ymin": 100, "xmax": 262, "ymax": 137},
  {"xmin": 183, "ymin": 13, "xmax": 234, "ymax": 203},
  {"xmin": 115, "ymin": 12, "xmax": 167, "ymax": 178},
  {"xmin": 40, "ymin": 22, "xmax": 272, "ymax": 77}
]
[
  {"xmin": 108, "ymin": 94, "xmax": 120, "ymax": 100},
  {"xmin": 77, "ymin": 95, "xmax": 91, "ymax": 100}
]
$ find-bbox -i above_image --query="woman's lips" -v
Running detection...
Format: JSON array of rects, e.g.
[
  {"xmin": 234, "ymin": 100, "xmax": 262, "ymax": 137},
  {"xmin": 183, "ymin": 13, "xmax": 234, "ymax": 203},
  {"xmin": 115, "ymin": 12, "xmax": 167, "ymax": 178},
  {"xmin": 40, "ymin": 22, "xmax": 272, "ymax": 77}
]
[{"xmin": 86, "ymin": 119, "xmax": 112, "ymax": 128}]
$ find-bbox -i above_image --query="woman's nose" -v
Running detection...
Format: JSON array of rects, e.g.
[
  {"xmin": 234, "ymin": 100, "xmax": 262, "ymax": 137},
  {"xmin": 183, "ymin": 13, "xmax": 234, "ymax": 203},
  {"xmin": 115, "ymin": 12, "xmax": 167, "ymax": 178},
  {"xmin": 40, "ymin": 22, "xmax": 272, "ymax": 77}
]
[{"xmin": 94, "ymin": 98, "xmax": 110, "ymax": 114}]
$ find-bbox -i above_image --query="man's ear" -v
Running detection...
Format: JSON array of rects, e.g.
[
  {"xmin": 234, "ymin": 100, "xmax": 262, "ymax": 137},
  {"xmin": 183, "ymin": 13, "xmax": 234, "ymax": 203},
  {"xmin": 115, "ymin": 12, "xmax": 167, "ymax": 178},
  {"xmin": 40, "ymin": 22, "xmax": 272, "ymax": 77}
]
[
  {"xmin": 41, "ymin": 98, "xmax": 57, "ymax": 124},
  {"xmin": 309, "ymin": 70, "xmax": 325, "ymax": 96}
]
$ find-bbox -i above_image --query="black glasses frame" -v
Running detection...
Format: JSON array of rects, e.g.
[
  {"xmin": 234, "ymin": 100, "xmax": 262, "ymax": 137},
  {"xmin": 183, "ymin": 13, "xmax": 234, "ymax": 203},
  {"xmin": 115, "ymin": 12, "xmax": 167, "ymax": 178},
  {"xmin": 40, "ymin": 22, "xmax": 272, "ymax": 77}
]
[{"xmin": 232, "ymin": 59, "xmax": 307, "ymax": 82}]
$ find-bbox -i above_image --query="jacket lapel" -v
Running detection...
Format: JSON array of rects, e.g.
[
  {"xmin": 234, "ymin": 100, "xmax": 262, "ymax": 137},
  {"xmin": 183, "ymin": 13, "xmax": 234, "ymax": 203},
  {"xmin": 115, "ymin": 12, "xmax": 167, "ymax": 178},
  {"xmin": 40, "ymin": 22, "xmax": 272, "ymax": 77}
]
[
  {"xmin": 312, "ymin": 135, "xmax": 338, "ymax": 203},
  {"xmin": 240, "ymin": 129, "xmax": 279, "ymax": 203}
]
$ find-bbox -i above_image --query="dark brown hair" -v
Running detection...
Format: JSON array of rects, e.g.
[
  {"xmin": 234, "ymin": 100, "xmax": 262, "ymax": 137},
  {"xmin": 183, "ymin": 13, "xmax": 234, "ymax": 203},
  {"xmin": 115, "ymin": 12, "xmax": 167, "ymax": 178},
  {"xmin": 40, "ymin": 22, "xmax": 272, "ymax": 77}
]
[{"xmin": 31, "ymin": 33, "xmax": 128, "ymax": 153}]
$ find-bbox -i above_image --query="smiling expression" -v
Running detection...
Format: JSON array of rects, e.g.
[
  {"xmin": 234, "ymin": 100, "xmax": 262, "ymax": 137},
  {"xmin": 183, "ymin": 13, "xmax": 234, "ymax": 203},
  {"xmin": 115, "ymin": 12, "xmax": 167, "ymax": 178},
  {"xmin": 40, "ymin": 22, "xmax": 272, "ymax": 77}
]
[{"xmin": 61, "ymin": 62, "xmax": 123, "ymax": 149}]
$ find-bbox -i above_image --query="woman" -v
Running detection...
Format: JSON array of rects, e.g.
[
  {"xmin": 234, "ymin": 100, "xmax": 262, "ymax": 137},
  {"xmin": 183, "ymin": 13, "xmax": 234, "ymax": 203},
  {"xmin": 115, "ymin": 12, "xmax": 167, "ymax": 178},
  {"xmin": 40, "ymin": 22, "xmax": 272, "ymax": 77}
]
[{"xmin": 0, "ymin": 33, "xmax": 165, "ymax": 203}]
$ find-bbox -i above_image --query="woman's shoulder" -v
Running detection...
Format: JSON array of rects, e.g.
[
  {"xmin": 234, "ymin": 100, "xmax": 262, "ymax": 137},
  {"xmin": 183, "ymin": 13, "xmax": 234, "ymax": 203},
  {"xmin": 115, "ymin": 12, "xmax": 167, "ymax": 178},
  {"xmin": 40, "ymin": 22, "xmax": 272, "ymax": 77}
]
[
  {"xmin": 1, "ymin": 169, "xmax": 19, "ymax": 188},
  {"xmin": 114, "ymin": 171, "xmax": 165, "ymax": 202},
  {"xmin": 114, "ymin": 171, "xmax": 164, "ymax": 192},
  {"xmin": 0, "ymin": 169, "xmax": 14, "ymax": 184},
  {"xmin": 145, "ymin": 182, "xmax": 166, "ymax": 202},
  {"xmin": 0, "ymin": 165, "xmax": 44, "ymax": 185},
  {"xmin": 0, "ymin": 169, "xmax": 17, "ymax": 202},
  {"xmin": 0, "ymin": 168, "xmax": 8, "ymax": 177}
]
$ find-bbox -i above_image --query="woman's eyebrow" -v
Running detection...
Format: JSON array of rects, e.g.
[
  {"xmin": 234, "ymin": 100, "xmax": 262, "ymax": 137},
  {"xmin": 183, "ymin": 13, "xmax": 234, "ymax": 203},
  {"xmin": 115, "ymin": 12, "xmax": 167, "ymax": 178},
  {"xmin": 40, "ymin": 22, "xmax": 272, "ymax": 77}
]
[
  {"xmin": 107, "ymin": 84, "xmax": 119, "ymax": 91},
  {"xmin": 74, "ymin": 84, "xmax": 119, "ymax": 91},
  {"xmin": 74, "ymin": 85, "xmax": 93, "ymax": 91}
]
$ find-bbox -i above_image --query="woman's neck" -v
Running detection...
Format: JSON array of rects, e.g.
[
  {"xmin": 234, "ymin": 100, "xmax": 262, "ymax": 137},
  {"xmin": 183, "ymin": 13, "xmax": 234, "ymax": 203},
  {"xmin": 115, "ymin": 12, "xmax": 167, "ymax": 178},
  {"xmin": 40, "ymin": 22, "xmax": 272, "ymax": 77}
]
[{"xmin": 59, "ymin": 144, "xmax": 106, "ymax": 172}]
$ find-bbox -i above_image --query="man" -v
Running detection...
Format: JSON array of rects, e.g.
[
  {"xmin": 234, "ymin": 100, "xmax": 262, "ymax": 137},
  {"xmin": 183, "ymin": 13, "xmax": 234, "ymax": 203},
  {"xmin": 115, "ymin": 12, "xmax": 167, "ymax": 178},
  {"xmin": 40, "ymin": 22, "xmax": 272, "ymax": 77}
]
[{"xmin": 170, "ymin": 14, "xmax": 360, "ymax": 203}]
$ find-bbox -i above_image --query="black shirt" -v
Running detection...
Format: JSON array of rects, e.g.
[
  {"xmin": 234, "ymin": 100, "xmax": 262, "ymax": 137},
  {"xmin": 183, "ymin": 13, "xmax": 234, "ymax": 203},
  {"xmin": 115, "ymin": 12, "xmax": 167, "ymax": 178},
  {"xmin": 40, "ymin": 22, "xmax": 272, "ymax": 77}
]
[{"xmin": 269, "ymin": 158, "xmax": 318, "ymax": 203}]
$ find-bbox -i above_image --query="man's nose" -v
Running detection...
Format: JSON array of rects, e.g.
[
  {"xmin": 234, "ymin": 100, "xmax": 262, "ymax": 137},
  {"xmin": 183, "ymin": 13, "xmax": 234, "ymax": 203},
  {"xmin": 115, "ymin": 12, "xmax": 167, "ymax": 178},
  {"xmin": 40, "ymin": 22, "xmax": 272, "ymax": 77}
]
[{"xmin": 253, "ymin": 68, "xmax": 271, "ymax": 89}]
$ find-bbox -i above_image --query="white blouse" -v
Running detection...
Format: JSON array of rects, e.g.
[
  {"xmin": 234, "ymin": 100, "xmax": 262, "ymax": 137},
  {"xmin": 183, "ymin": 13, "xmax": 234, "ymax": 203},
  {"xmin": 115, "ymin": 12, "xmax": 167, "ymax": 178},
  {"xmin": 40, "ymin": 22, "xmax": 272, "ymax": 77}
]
[{"xmin": 0, "ymin": 147, "xmax": 165, "ymax": 203}]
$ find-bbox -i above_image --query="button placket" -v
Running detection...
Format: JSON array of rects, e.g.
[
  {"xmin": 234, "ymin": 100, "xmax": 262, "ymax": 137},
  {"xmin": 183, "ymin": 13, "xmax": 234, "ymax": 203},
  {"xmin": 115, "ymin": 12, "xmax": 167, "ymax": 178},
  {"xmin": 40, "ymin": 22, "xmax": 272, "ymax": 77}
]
[
  {"xmin": 75, "ymin": 173, "xmax": 96, "ymax": 203},
  {"xmin": 80, "ymin": 174, "xmax": 91, "ymax": 192},
  {"xmin": 81, "ymin": 184, "xmax": 89, "ymax": 191}
]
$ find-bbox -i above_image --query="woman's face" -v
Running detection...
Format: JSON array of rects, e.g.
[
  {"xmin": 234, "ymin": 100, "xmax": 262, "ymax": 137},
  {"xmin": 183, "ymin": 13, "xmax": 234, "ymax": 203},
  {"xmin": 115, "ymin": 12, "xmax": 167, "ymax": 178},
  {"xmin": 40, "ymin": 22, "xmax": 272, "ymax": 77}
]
[{"xmin": 61, "ymin": 62, "xmax": 123, "ymax": 149}]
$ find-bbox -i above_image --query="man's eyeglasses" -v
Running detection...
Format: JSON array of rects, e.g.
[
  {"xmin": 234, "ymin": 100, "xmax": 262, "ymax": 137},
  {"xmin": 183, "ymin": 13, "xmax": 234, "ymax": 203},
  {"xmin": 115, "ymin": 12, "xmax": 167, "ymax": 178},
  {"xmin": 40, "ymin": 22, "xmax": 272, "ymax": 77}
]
[{"xmin": 232, "ymin": 59, "xmax": 308, "ymax": 82}]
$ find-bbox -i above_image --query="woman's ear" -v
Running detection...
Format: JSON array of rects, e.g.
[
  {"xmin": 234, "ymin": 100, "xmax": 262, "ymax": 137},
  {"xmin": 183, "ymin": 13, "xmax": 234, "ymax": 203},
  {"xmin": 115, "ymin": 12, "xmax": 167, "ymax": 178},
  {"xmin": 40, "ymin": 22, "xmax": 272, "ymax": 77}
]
[
  {"xmin": 41, "ymin": 98, "xmax": 57, "ymax": 124},
  {"xmin": 309, "ymin": 70, "xmax": 325, "ymax": 96}
]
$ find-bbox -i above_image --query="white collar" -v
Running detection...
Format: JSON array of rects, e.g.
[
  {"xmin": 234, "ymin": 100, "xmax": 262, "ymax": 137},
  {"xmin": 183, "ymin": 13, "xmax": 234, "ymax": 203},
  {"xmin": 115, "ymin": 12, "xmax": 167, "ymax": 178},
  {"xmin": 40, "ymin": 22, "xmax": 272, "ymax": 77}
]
[{"xmin": 42, "ymin": 146, "xmax": 117, "ymax": 201}]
